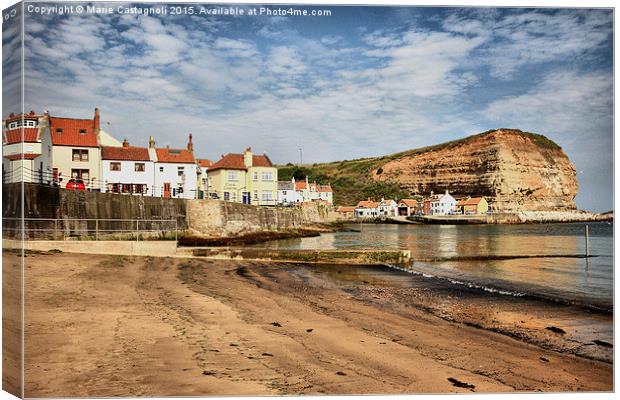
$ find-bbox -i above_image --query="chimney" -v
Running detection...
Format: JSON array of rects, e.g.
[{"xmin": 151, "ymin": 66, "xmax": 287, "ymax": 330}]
[
  {"xmin": 122, "ymin": 139, "xmax": 129, "ymax": 148},
  {"xmin": 445, "ymin": 189, "xmax": 449, "ymax": 195},
  {"xmin": 243, "ymin": 147, "xmax": 253, "ymax": 168},
  {"xmin": 187, "ymin": 133, "xmax": 193, "ymax": 152},
  {"xmin": 148, "ymin": 136, "xmax": 155, "ymax": 148},
  {"xmin": 94, "ymin": 107, "xmax": 100, "ymax": 133}
]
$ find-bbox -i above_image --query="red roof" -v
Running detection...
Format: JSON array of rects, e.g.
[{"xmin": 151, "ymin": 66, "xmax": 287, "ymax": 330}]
[
  {"xmin": 336, "ymin": 206, "xmax": 356, "ymax": 213},
  {"xmin": 197, "ymin": 159, "xmax": 212, "ymax": 168},
  {"xmin": 4, "ymin": 153, "xmax": 40, "ymax": 160},
  {"xmin": 399, "ymin": 199, "xmax": 418, "ymax": 207},
  {"xmin": 102, "ymin": 146, "xmax": 150, "ymax": 161},
  {"xmin": 209, "ymin": 153, "xmax": 273, "ymax": 171},
  {"xmin": 317, "ymin": 184, "xmax": 332, "ymax": 193},
  {"xmin": 356, "ymin": 200, "xmax": 379, "ymax": 208},
  {"xmin": 3, "ymin": 111, "xmax": 38, "ymax": 123},
  {"xmin": 48, "ymin": 117, "xmax": 98, "ymax": 147},
  {"xmin": 4, "ymin": 128, "xmax": 39, "ymax": 144},
  {"xmin": 156, "ymin": 148, "xmax": 195, "ymax": 164},
  {"xmin": 295, "ymin": 180, "xmax": 308, "ymax": 190},
  {"xmin": 457, "ymin": 197, "xmax": 485, "ymax": 206}
]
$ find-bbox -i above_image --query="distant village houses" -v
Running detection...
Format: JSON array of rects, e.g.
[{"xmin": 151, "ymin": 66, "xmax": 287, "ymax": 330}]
[
  {"xmin": 276, "ymin": 176, "xmax": 333, "ymax": 206},
  {"xmin": 343, "ymin": 190, "xmax": 489, "ymax": 219}
]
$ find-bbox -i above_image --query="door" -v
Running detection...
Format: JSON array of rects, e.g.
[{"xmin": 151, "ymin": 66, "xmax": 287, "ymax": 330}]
[
  {"xmin": 242, "ymin": 192, "xmax": 250, "ymax": 204},
  {"xmin": 163, "ymin": 182, "xmax": 171, "ymax": 198}
]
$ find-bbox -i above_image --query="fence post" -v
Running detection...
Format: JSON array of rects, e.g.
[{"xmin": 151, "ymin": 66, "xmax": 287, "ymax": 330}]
[
  {"xmin": 136, "ymin": 220, "xmax": 139, "ymax": 241},
  {"xmin": 95, "ymin": 219, "xmax": 99, "ymax": 241},
  {"xmin": 54, "ymin": 219, "xmax": 58, "ymax": 240},
  {"xmin": 585, "ymin": 224, "xmax": 589, "ymax": 257}
]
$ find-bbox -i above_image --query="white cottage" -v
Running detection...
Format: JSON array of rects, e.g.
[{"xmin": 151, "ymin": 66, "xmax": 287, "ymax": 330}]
[
  {"xmin": 378, "ymin": 198, "xmax": 398, "ymax": 216},
  {"xmin": 101, "ymin": 140, "xmax": 155, "ymax": 195},
  {"xmin": 430, "ymin": 190, "xmax": 457, "ymax": 215},
  {"xmin": 355, "ymin": 199, "xmax": 380, "ymax": 218},
  {"xmin": 151, "ymin": 134, "xmax": 197, "ymax": 199},
  {"xmin": 278, "ymin": 179, "xmax": 303, "ymax": 205}
]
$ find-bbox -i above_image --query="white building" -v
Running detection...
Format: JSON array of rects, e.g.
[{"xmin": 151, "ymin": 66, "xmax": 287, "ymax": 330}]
[
  {"xmin": 278, "ymin": 179, "xmax": 303, "ymax": 205},
  {"xmin": 101, "ymin": 139, "xmax": 155, "ymax": 195},
  {"xmin": 2, "ymin": 111, "xmax": 42, "ymax": 183},
  {"xmin": 151, "ymin": 134, "xmax": 197, "ymax": 199},
  {"xmin": 196, "ymin": 159, "xmax": 212, "ymax": 199},
  {"xmin": 378, "ymin": 198, "xmax": 398, "ymax": 216},
  {"xmin": 430, "ymin": 190, "xmax": 457, "ymax": 215},
  {"xmin": 294, "ymin": 176, "xmax": 333, "ymax": 204},
  {"xmin": 355, "ymin": 199, "xmax": 380, "ymax": 218}
]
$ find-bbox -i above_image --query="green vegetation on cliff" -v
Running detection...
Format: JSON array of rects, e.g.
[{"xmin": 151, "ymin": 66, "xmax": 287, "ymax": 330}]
[{"xmin": 277, "ymin": 129, "xmax": 562, "ymax": 206}]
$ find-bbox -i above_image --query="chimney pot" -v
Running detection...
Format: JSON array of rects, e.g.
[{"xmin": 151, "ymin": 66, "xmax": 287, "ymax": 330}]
[{"xmin": 122, "ymin": 139, "xmax": 129, "ymax": 148}]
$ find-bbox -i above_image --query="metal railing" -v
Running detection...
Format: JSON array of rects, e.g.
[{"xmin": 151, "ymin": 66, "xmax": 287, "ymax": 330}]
[
  {"xmin": 2, "ymin": 217, "xmax": 178, "ymax": 241},
  {"xmin": 2, "ymin": 166, "xmax": 281, "ymax": 205}
]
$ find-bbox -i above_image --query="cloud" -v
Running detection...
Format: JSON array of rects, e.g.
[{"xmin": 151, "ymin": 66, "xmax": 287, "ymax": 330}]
[{"xmin": 15, "ymin": 8, "xmax": 613, "ymax": 211}]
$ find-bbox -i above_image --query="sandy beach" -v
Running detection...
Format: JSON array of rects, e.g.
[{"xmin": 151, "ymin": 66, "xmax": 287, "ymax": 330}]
[{"xmin": 10, "ymin": 251, "xmax": 612, "ymax": 396}]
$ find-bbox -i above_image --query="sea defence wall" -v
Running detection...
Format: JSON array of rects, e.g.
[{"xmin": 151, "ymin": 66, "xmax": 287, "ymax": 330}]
[
  {"xmin": 186, "ymin": 199, "xmax": 334, "ymax": 236},
  {"xmin": 3, "ymin": 183, "xmax": 335, "ymax": 238}
]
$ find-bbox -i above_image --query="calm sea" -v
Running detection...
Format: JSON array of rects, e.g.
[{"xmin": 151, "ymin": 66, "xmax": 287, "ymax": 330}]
[{"xmin": 252, "ymin": 222, "xmax": 614, "ymax": 310}]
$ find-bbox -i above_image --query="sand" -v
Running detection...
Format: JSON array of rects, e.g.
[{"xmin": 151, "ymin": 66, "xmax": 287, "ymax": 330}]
[{"xmin": 8, "ymin": 251, "xmax": 612, "ymax": 396}]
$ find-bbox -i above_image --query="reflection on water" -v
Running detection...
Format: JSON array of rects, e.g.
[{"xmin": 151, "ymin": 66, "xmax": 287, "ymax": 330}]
[{"xmin": 253, "ymin": 222, "xmax": 613, "ymax": 308}]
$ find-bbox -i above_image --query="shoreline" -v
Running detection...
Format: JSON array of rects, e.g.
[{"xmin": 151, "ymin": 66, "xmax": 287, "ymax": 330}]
[
  {"xmin": 14, "ymin": 251, "xmax": 612, "ymax": 396},
  {"xmin": 338, "ymin": 210, "xmax": 613, "ymax": 225}
]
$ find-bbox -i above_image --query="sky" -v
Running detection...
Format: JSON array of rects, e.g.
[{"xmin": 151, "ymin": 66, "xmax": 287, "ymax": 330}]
[{"xmin": 2, "ymin": 3, "xmax": 614, "ymax": 211}]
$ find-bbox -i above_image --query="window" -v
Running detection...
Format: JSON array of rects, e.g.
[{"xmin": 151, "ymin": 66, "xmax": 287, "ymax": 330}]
[
  {"xmin": 122, "ymin": 184, "xmax": 132, "ymax": 193},
  {"xmin": 79, "ymin": 129, "xmax": 87, "ymax": 135},
  {"xmin": 177, "ymin": 166, "xmax": 185, "ymax": 177},
  {"xmin": 159, "ymin": 166, "xmax": 164, "ymax": 172},
  {"xmin": 26, "ymin": 120, "xmax": 36, "ymax": 127},
  {"xmin": 56, "ymin": 128, "xmax": 63, "ymax": 134},
  {"xmin": 253, "ymin": 190, "xmax": 258, "ymax": 200},
  {"xmin": 110, "ymin": 162, "xmax": 121, "ymax": 171},
  {"xmin": 135, "ymin": 163, "xmax": 145, "ymax": 172},
  {"xmin": 253, "ymin": 172, "xmax": 258, "ymax": 181},
  {"xmin": 262, "ymin": 191, "xmax": 273, "ymax": 201},
  {"xmin": 261, "ymin": 171, "xmax": 273, "ymax": 181},
  {"xmin": 72, "ymin": 149, "xmax": 88, "ymax": 162},
  {"xmin": 228, "ymin": 171, "xmax": 238, "ymax": 181},
  {"xmin": 224, "ymin": 192, "xmax": 230, "ymax": 201},
  {"xmin": 25, "ymin": 144, "xmax": 33, "ymax": 153},
  {"xmin": 71, "ymin": 169, "xmax": 89, "ymax": 180}
]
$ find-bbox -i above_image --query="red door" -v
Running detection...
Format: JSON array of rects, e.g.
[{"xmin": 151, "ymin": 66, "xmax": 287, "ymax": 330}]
[{"xmin": 163, "ymin": 183, "xmax": 171, "ymax": 198}]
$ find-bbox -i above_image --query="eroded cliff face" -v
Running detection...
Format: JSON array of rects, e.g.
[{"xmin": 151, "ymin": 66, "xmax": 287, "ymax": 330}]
[{"xmin": 373, "ymin": 129, "xmax": 578, "ymax": 211}]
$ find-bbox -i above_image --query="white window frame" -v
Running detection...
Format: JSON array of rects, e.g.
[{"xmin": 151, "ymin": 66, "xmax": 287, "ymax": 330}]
[{"xmin": 228, "ymin": 171, "xmax": 239, "ymax": 182}]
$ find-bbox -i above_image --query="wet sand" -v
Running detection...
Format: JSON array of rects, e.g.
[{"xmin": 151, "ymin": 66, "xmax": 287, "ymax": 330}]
[{"xmin": 12, "ymin": 251, "xmax": 612, "ymax": 396}]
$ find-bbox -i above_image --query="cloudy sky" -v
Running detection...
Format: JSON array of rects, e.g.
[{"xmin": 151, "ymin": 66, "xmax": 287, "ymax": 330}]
[{"xmin": 3, "ymin": 3, "xmax": 613, "ymax": 211}]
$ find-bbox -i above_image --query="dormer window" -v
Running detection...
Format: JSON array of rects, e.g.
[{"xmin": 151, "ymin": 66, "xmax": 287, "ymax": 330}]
[
  {"xmin": 79, "ymin": 129, "xmax": 87, "ymax": 135},
  {"xmin": 169, "ymin": 149, "xmax": 181, "ymax": 155},
  {"xmin": 56, "ymin": 128, "xmax": 63, "ymax": 134}
]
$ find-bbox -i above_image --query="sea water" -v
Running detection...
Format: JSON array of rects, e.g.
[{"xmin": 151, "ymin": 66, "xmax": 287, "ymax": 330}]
[{"xmin": 252, "ymin": 222, "xmax": 613, "ymax": 310}]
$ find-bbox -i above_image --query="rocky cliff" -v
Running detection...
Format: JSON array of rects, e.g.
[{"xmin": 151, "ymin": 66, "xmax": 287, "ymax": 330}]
[
  {"xmin": 278, "ymin": 129, "xmax": 578, "ymax": 211},
  {"xmin": 373, "ymin": 129, "xmax": 578, "ymax": 211}
]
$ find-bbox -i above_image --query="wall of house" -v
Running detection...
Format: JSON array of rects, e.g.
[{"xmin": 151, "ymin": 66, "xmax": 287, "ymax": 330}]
[
  {"xmin": 209, "ymin": 169, "xmax": 247, "ymax": 202},
  {"xmin": 101, "ymin": 160, "xmax": 155, "ymax": 195},
  {"xmin": 41, "ymin": 144, "xmax": 102, "ymax": 190},
  {"xmin": 154, "ymin": 162, "xmax": 197, "ymax": 199},
  {"xmin": 246, "ymin": 166, "xmax": 278, "ymax": 205}
]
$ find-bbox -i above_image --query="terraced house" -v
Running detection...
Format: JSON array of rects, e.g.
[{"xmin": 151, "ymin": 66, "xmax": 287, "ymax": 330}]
[{"xmin": 208, "ymin": 147, "xmax": 277, "ymax": 205}]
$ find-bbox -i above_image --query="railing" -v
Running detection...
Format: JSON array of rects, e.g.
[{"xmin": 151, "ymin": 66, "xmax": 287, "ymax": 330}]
[
  {"xmin": 2, "ymin": 166, "xmax": 281, "ymax": 205},
  {"xmin": 2, "ymin": 217, "xmax": 178, "ymax": 241}
]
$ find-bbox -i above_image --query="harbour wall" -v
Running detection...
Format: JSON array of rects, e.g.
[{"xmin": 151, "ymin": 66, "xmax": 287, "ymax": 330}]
[{"xmin": 2, "ymin": 183, "xmax": 336, "ymax": 238}]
